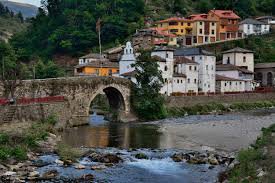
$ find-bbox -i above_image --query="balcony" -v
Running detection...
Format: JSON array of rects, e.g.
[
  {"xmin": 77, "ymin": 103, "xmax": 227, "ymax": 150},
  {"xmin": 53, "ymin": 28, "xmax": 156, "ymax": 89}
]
[{"xmin": 226, "ymin": 24, "xmax": 239, "ymax": 32}]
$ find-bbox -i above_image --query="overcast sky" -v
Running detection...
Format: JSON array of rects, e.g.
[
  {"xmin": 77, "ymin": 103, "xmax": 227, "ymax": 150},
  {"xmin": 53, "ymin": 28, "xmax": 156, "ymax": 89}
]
[{"xmin": 9, "ymin": 0, "xmax": 41, "ymax": 7}]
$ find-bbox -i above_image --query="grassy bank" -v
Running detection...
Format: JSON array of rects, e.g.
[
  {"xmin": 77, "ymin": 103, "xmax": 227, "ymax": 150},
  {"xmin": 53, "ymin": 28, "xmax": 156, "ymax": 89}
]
[
  {"xmin": 167, "ymin": 100, "xmax": 275, "ymax": 117},
  {"xmin": 228, "ymin": 124, "xmax": 275, "ymax": 182},
  {"xmin": 0, "ymin": 115, "xmax": 57, "ymax": 162}
]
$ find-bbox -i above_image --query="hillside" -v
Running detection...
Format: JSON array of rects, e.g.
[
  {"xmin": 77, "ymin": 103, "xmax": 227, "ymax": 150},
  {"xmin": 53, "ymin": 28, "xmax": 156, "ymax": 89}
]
[
  {"xmin": 145, "ymin": 0, "xmax": 275, "ymax": 21},
  {"xmin": 0, "ymin": 0, "xmax": 38, "ymax": 18},
  {"xmin": 0, "ymin": 1, "xmax": 28, "ymax": 42},
  {"xmin": 200, "ymin": 33, "xmax": 275, "ymax": 63}
]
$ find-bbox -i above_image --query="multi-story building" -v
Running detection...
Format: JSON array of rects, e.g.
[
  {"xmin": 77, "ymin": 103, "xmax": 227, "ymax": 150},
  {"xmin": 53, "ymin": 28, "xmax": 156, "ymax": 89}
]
[
  {"xmin": 208, "ymin": 10, "xmax": 242, "ymax": 41},
  {"xmin": 132, "ymin": 28, "xmax": 177, "ymax": 51},
  {"xmin": 174, "ymin": 48, "xmax": 216, "ymax": 93},
  {"xmin": 216, "ymin": 47, "xmax": 255, "ymax": 92},
  {"xmin": 155, "ymin": 17, "xmax": 194, "ymax": 37},
  {"xmin": 222, "ymin": 47, "xmax": 254, "ymax": 72},
  {"xmin": 239, "ymin": 18, "xmax": 270, "ymax": 36},
  {"xmin": 75, "ymin": 53, "xmax": 119, "ymax": 76},
  {"xmin": 186, "ymin": 14, "xmax": 217, "ymax": 45}
]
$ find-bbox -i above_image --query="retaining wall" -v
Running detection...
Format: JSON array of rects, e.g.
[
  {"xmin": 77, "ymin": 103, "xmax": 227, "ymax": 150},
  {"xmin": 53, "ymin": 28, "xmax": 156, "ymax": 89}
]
[{"xmin": 165, "ymin": 92, "xmax": 275, "ymax": 108}]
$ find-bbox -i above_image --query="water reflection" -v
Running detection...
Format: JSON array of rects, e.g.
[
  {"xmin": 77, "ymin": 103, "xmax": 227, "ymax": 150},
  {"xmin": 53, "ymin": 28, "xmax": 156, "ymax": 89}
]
[{"xmin": 62, "ymin": 114, "xmax": 161, "ymax": 149}]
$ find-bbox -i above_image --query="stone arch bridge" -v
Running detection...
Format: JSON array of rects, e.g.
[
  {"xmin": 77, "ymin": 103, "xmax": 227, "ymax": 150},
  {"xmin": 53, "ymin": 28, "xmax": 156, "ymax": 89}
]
[{"xmin": 0, "ymin": 77, "xmax": 136, "ymax": 127}]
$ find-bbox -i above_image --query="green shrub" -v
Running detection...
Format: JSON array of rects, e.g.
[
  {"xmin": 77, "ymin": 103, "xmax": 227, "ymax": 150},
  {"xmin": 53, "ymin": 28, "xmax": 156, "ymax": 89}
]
[
  {"xmin": 11, "ymin": 146, "xmax": 27, "ymax": 161},
  {"xmin": 56, "ymin": 143, "xmax": 81, "ymax": 162},
  {"xmin": 0, "ymin": 133, "xmax": 9, "ymax": 145}
]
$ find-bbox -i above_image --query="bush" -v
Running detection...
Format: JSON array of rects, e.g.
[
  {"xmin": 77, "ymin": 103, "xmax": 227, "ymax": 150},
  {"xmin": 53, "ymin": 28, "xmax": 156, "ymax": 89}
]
[
  {"xmin": 0, "ymin": 133, "xmax": 9, "ymax": 145},
  {"xmin": 56, "ymin": 143, "xmax": 81, "ymax": 162}
]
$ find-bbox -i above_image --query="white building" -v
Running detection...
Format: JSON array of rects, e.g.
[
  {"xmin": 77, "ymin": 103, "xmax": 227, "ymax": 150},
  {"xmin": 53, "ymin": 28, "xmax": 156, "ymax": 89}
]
[
  {"xmin": 174, "ymin": 48, "xmax": 216, "ymax": 93},
  {"xmin": 151, "ymin": 47, "xmax": 178, "ymax": 95},
  {"xmin": 174, "ymin": 57, "xmax": 199, "ymax": 93},
  {"xmin": 216, "ymin": 75, "xmax": 246, "ymax": 93},
  {"xmin": 119, "ymin": 42, "xmax": 136, "ymax": 75},
  {"xmin": 216, "ymin": 64, "xmax": 254, "ymax": 92},
  {"xmin": 78, "ymin": 53, "xmax": 107, "ymax": 65},
  {"xmin": 222, "ymin": 47, "xmax": 254, "ymax": 72},
  {"xmin": 239, "ymin": 18, "xmax": 270, "ymax": 36}
]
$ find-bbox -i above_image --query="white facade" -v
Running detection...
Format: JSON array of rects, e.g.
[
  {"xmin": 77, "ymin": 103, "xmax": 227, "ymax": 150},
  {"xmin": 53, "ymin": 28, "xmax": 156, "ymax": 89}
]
[
  {"xmin": 222, "ymin": 51, "xmax": 254, "ymax": 72},
  {"xmin": 239, "ymin": 23, "xmax": 270, "ymax": 36},
  {"xmin": 119, "ymin": 42, "xmax": 136, "ymax": 75},
  {"xmin": 216, "ymin": 79, "xmax": 246, "ymax": 93},
  {"xmin": 184, "ymin": 55, "xmax": 216, "ymax": 93},
  {"xmin": 79, "ymin": 54, "xmax": 107, "ymax": 65},
  {"xmin": 174, "ymin": 62, "xmax": 199, "ymax": 93},
  {"xmin": 151, "ymin": 49, "xmax": 176, "ymax": 96}
]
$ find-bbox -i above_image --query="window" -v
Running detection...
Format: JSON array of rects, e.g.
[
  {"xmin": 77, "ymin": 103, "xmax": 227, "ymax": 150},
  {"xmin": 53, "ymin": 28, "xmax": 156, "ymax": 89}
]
[
  {"xmin": 187, "ymin": 23, "xmax": 191, "ymax": 26},
  {"xmin": 192, "ymin": 57, "xmax": 195, "ymax": 61},
  {"xmin": 164, "ymin": 78, "xmax": 167, "ymax": 83},
  {"xmin": 194, "ymin": 79, "xmax": 197, "ymax": 83},
  {"xmin": 211, "ymin": 65, "xmax": 214, "ymax": 70},
  {"xmin": 181, "ymin": 22, "xmax": 184, "ymax": 26},
  {"xmin": 240, "ymin": 82, "xmax": 242, "ymax": 85},
  {"xmin": 188, "ymin": 78, "xmax": 190, "ymax": 83},
  {"xmin": 230, "ymin": 82, "xmax": 232, "ymax": 85},
  {"xmin": 95, "ymin": 69, "xmax": 99, "ymax": 75},
  {"xmin": 199, "ymin": 29, "xmax": 203, "ymax": 34},
  {"xmin": 212, "ymin": 22, "xmax": 215, "ymax": 26},
  {"xmin": 222, "ymin": 25, "xmax": 225, "ymax": 29},
  {"xmin": 212, "ymin": 30, "xmax": 215, "ymax": 35},
  {"xmin": 166, "ymin": 53, "xmax": 169, "ymax": 58},
  {"xmin": 194, "ymin": 66, "xmax": 197, "ymax": 71},
  {"xmin": 248, "ymin": 25, "xmax": 250, "ymax": 29},
  {"xmin": 181, "ymin": 29, "xmax": 184, "ymax": 33},
  {"xmin": 177, "ymin": 79, "xmax": 180, "ymax": 83},
  {"xmin": 200, "ymin": 22, "xmax": 203, "ymax": 25},
  {"xmin": 164, "ymin": 66, "xmax": 168, "ymax": 71},
  {"xmin": 108, "ymin": 69, "xmax": 112, "ymax": 76},
  {"xmin": 225, "ymin": 83, "xmax": 227, "ymax": 86},
  {"xmin": 181, "ymin": 80, "xmax": 183, "ymax": 83},
  {"xmin": 227, "ymin": 57, "xmax": 230, "ymax": 64},
  {"xmin": 169, "ymin": 22, "xmax": 178, "ymax": 26},
  {"xmin": 206, "ymin": 65, "xmax": 208, "ymax": 70},
  {"xmin": 243, "ymin": 56, "xmax": 246, "ymax": 63},
  {"xmin": 189, "ymin": 66, "xmax": 192, "ymax": 70}
]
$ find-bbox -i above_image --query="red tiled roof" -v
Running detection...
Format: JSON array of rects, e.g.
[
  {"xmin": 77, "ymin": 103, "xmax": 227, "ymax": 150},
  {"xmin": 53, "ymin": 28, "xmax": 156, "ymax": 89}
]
[
  {"xmin": 149, "ymin": 27, "xmax": 177, "ymax": 38},
  {"xmin": 188, "ymin": 14, "xmax": 218, "ymax": 22},
  {"xmin": 156, "ymin": 17, "xmax": 193, "ymax": 23},
  {"xmin": 121, "ymin": 70, "xmax": 136, "ymax": 77},
  {"xmin": 153, "ymin": 39, "xmax": 168, "ymax": 45},
  {"xmin": 216, "ymin": 74, "xmax": 244, "ymax": 81},
  {"xmin": 209, "ymin": 10, "xmax": 240, "ymax": 19},
  {"xmin": 174, "ymin": 57, "xmax": 199, "ymax": 65}
]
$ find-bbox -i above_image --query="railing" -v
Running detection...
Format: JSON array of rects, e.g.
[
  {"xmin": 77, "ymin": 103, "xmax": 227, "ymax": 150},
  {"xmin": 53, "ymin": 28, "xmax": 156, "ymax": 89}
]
[
  {"xmin": 0, "ymin": 96, "xmax": 65, "ymax": 106},
  {"xmin": 171, "ymin": 88, "xmax": 275, "ymax": 97}
]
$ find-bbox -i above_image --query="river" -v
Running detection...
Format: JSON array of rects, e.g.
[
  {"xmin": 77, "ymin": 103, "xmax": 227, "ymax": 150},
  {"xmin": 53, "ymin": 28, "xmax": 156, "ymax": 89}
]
[{"xmin": 37, "ymin": 109, "xmax": 275, "ymax": 183}]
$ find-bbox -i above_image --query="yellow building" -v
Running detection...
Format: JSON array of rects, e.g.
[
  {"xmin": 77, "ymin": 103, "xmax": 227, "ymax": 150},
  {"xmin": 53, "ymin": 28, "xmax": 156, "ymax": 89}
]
[
  {"xmin": 75, "ymin": 59, "xmax": 119, "ymax": 77},
  {"xmin": 156, "ymin": 17, "xmax": 194, "ymax": 36}
]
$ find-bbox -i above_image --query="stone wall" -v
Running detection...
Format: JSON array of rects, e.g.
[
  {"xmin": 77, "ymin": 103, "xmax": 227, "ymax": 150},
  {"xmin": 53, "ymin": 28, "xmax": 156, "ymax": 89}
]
[
  {"xmin": 165, "ymin": 92, "xmax": 275, "ymax": 108},
  {"xmin": 0, "ymin": 102, "xmax": 72, "ymax": 128},
  {"xmin": 0, "ymin": 77, "xmax": 134, "ymax": 127}
]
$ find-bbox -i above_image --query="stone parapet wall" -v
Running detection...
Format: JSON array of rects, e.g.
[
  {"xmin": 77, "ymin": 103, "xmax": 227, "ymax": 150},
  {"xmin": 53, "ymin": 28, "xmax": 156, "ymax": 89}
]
[
  {"xmin": 0, "ymin": 102, "xmax": 72, "ymax": 129},
  {"xmin": 165, "ymin": 92, "xmax": 275, "ymax": 108}
]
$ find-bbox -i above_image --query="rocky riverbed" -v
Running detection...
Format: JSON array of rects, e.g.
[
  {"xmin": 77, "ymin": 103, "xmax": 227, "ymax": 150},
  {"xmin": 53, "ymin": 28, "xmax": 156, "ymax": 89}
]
[{"xmin": 1, "ymin": 109, "xmax": 275, "ymax": 182}]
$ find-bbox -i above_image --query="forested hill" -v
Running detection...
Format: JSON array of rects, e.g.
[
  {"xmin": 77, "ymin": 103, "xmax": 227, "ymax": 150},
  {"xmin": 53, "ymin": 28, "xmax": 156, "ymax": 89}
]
[
  {"xmin": 0, "ymin": 2, "xmax": 27, "ymax": 42},
  {"xmin": 0, "ymin": 0, "xmax": 38, "ymax": 18},
  {"xmin": 9, "ymin": 0, "xmax": 275, "ymax": 62},
  {"xmin": 145, "ymin": 0, "xmax": 275, "ymax": 20}
]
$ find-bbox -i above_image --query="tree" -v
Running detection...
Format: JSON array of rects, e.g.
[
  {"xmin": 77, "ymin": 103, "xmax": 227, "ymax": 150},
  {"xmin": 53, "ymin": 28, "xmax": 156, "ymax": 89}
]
[
  {"xmin": 17, "ymin": 12, "xmax": 24, "ymax": 23},
  {"xmin": 0, "ymin": 42, "xmax": 28, "ymax": 98},
  {"xmin": 131, "ymin": 51, "xmax": 167, "ymax": 120},
  {"xmin": 35, "ymin": 60, "xmax": 65, "ymax": 79}
]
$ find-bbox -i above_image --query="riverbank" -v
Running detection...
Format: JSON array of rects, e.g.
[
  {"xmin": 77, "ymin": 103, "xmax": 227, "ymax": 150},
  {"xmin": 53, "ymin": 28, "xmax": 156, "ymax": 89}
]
[
  {"xmin": 0, "ymin": 117, "xmax": 60, "ymax": 182},
  {"xmin": 167, "ymin": 100, "xmax": 275, "ymax": 117},
  {"xmin": 223, "ymin": 124, "xmax": 275, "ymax": 182}
]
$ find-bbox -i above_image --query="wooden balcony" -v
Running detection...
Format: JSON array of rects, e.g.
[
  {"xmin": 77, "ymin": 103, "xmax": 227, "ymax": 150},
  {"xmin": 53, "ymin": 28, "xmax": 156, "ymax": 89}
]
[{"xmin": 226, "ymin": 24, "xmax": 239, "ymax": 32}]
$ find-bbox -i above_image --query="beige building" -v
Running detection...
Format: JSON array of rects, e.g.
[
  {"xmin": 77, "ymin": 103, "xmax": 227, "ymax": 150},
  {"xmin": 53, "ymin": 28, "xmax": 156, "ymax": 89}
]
[
  {"xmin": 222, "ymin": 47, "xmax": 254, "ymax": 72},
  {"xmin": 216, "ymin": 75, "xmax": 246, "ymax": 93},
  {"xmin": 187, "ymin": 14, "xmax": 217, "ymax": 45}
]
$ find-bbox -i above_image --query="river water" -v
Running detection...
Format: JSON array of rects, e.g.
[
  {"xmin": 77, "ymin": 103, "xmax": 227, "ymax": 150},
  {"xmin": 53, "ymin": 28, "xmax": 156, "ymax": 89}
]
[{"xmin": 38, "ymin": 109, "xmax": 275, "ymax": 183}]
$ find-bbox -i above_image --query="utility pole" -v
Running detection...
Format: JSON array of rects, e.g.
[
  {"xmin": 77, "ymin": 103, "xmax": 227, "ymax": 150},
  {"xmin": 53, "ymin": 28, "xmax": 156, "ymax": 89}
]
[
  {"xmin": 96, "ymin": 18, "xmax": 102, "ymax": 58},
  {"xmin": 2, "ymin": 57, "xmax": 4, "ymax": 80}
]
